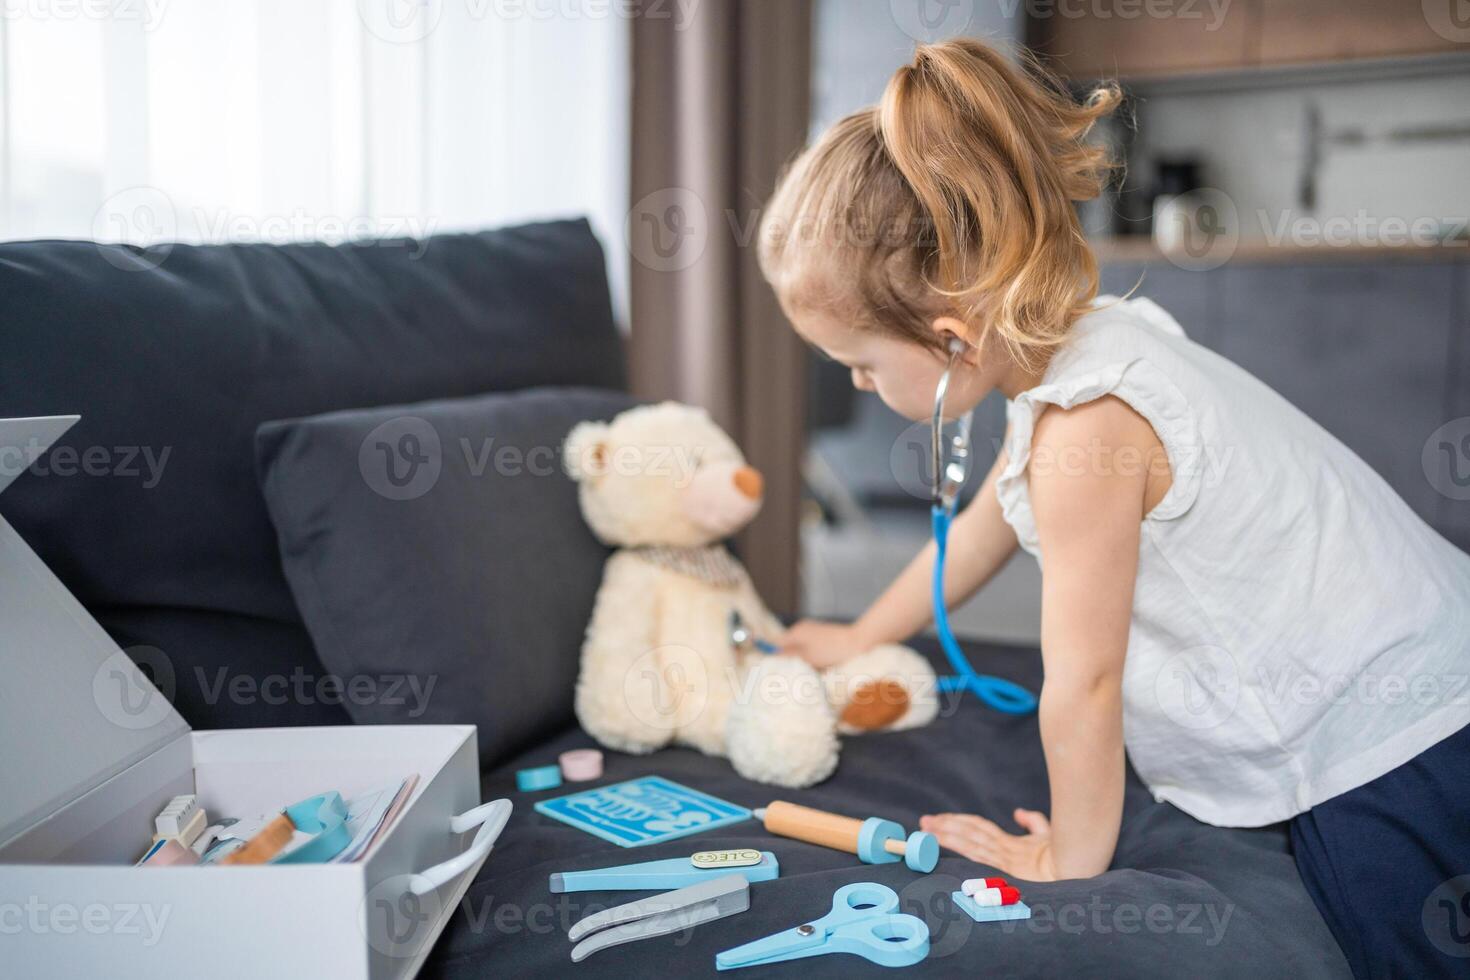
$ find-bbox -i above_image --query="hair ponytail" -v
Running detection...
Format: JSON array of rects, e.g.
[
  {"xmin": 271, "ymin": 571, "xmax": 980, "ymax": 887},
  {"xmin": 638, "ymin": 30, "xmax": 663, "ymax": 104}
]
[{"xmin": 759, "ymin": 38, "xmax": 1121, "ymax": 371}]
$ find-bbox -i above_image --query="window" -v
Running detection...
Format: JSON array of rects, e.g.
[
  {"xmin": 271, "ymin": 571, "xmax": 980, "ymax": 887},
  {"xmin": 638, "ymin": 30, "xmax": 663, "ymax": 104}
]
[{"xmin": 0, "ymin": 1, "xmax": 630, "ymax": 319}]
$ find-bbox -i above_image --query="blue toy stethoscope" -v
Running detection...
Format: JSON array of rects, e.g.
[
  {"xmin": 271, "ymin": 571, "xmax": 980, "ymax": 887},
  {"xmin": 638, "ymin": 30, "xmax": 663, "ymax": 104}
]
[
  {"xmin": 727, "ymin": 337, "xmax": 1036, "ymax": 715},
  {"xmin": 929, "ymin": 337, "xmax": 1037, "ymax": 714}
]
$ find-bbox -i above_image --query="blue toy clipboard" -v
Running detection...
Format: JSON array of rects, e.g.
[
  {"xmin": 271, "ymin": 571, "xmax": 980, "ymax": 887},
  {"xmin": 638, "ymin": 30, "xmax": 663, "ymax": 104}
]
[{"xmin": 534, "ymin": 776, "xmax": 751, "ymax": 848}]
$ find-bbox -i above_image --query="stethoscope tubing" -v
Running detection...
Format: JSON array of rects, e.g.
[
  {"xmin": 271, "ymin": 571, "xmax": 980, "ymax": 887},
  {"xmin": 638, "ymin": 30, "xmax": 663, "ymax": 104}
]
[{"xmin": 930, "ymin": 342, "xmax": 1038, "ymax": 715}]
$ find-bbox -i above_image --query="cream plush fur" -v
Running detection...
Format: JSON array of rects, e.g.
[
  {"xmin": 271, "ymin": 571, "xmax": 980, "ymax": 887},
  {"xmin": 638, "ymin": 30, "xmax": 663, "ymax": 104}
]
[{"xmin": 563, "ymin": 401, "xmax": 938, "ymax": 788}]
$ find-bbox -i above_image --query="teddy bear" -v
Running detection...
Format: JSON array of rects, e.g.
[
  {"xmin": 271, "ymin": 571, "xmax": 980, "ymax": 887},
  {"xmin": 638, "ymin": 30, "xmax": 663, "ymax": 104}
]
[{"xmin": 562, "ymin": 401, "xmax": 939, "ymax": 788}]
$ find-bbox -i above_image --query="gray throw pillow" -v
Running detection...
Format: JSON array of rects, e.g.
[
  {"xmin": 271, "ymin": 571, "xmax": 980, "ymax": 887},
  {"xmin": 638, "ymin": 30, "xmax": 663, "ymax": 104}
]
[{"xmin": 255, "ymin": 386, "xmax": 638, "ymax": 769}]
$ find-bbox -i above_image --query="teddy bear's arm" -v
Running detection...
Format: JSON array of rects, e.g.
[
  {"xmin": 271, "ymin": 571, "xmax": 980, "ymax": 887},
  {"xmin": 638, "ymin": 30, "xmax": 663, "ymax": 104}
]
[{"xmin": 573, "ymin": 552, "xmax": 679, "ymax": 755}]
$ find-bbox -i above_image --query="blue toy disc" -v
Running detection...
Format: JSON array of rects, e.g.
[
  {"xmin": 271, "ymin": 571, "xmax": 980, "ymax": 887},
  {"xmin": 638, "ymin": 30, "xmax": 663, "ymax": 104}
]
[
  {"xmin": 856, "ymin": 817, "xmax": 904, "ymax": 864},
  {"xmin": 516, "ymin": 765, "xmax": 563, "ymax": 792},
  {"xmin": 905, "ymin": 830, "xmax": 939, "ymax": 873}
]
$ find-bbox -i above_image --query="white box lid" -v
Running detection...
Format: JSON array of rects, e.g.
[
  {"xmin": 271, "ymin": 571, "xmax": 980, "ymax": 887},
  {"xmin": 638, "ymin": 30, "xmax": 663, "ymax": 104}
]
[{"xmin": 0, "ymin": 417, "xmax": 190, "ymax": 849}]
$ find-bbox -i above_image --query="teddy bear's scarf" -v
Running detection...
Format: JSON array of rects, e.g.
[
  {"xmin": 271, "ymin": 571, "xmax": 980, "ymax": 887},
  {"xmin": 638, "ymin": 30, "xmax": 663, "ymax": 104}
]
[{"xmin": 628, "ymin": 544, "xmax": 744, "ymax": 588}]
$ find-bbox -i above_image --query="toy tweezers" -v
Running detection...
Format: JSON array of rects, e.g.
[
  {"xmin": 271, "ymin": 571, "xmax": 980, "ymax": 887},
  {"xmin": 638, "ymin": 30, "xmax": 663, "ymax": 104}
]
[
  {"xmin": 566, "ymin": 874, "xmax": 750, "ymax": 962},
  {"xmin": 550, "ymin": 850, "xmax": 779, "ymax": 892}
]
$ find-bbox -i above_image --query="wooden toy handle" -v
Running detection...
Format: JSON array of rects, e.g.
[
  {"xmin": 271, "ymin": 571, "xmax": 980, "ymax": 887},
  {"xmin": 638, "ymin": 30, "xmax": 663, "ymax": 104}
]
[{"xmin": 761, "ymin": 800, "xmax": 865, "ymax": 855}]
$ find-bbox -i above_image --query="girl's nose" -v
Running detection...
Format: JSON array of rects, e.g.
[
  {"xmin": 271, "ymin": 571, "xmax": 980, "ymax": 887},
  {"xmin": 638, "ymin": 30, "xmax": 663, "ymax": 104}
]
[
  {"xmin": 733, "ymin": 465, "xmax": 764, "ymax": 499},
  {"xmin": 850, "ymin": 366, "xmax": 874, "ymax": 392}
]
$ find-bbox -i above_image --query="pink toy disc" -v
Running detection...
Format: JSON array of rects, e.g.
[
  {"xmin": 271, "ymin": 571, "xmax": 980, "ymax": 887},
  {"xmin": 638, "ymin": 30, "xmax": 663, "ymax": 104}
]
[{"xmin": 559, "ymin": 749, "xmax": 604, "ymax": 782}]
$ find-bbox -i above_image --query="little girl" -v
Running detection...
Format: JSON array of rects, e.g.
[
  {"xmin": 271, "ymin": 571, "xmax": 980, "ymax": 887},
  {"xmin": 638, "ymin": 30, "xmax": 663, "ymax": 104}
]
[{"xmin": 757, "ymin": 38, "xmax": 1470, "ymax": 979}]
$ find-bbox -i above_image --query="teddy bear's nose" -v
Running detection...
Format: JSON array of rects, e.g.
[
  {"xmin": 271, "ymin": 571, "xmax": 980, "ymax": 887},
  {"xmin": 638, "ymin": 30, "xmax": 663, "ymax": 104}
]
[{"xmin": 733, "ymin": 466, "xmax": 764, "ymax": 500}]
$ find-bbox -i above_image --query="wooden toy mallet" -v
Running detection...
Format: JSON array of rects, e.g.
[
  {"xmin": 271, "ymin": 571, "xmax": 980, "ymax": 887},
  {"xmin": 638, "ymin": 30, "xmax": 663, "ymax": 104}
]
[{"xmin": 754, "ymin": 801, "xmax": 940, "ymax": 873}]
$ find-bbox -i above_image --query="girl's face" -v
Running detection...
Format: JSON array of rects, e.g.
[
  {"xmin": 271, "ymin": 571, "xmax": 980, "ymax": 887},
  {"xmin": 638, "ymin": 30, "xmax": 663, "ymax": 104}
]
[{"xmin": 791, "ymin": 308, "xmax": 1001, "ymax": 423}]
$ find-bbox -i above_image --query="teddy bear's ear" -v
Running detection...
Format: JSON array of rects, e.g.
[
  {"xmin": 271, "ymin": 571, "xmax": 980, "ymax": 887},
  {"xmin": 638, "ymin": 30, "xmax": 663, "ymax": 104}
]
[{"xmin": 563, "ymin": 420, "xmax": 611, "ymax": 482}]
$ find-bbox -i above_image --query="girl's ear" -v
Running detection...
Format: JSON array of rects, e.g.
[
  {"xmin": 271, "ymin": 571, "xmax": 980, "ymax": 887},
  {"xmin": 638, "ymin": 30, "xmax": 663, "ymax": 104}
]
[
  {"xmin": 931, "ymin": 315, "xmax": 976, "ymax": 358},
  {"xmin": 563, "ymin": 421, "xmax": 610, "ymax": 482}
]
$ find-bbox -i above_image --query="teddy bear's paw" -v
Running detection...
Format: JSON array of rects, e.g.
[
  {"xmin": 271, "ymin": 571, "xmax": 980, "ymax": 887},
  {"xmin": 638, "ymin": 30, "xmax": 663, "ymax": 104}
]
[
  {"xmin": 727, "ymin": 657, "xmax": 839, "ymax": 788},
  {"xmin": 575, "ymin": 683, "xmax": 676, "ymax": 756},
  {"xmin": 824, "ymin": 644, "xmax": 941, "ymax": 735}
]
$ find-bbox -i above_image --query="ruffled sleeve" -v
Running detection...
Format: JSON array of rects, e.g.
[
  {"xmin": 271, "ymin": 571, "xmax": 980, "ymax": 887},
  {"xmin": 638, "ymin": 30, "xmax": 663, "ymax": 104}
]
[{"xmin": 995, "ymin": 357, "xmax": 1204, "ymax": 559}]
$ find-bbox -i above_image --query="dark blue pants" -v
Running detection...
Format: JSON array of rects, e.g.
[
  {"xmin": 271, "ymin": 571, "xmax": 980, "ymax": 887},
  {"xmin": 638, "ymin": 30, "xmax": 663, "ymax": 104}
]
[{"xmin": 1290, "ymin": 722, "xmax": 1470, "ymax": 979}]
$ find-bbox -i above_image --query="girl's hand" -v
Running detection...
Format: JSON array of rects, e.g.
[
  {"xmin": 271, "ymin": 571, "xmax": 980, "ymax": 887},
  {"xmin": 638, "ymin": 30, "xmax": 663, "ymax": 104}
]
[
  {"xmin": 775, "ymin": 619, "xmax": 868, "ymax": 668},
  {"xmin": 919, "ymin": 809, "xmax": 1059, "ymax": 882}
]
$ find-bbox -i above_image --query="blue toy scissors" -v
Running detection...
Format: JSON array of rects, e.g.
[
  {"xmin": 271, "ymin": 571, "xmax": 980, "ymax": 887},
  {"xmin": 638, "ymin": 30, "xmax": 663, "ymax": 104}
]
[{"xmin": 715, "ymin": 881, "xmax": 929, "ymax": 970}]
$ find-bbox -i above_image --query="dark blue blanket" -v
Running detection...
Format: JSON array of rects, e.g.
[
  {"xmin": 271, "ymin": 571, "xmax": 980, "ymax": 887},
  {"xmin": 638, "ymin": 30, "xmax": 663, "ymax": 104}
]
[{"xmin": 424, "ymin": 639, "xmax": 1348, "ymax": 978}]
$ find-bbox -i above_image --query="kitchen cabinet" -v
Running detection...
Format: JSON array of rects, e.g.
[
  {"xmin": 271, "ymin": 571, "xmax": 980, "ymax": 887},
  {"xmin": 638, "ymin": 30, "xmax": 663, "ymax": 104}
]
[
  {"xmin": 1212, "ymin": 263, "xmax": 1456, "ymax": 524},
  {"xmin": 1105, "ymin": 256, "xmax": 1467, "ymax": 547},
  {"xmin": 1030, "ymin": 0, "xmax": 1465, "ymax": 81},
  {"xmin": 1256, "ymin": 0, "xmax": 1468, "ymax": 66}
]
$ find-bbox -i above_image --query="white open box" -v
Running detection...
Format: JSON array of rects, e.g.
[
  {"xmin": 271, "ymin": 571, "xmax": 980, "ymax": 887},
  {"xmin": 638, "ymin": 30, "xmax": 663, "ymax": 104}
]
[{"xmin": 0, "ymin": 417, "xmax": 508, "ymax": 979}]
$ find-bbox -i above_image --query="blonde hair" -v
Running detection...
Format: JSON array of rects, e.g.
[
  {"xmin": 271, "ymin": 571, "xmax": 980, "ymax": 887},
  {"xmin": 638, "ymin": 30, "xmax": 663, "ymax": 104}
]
[{"xmin": 758, "ymin": 38, "xmax": 1121, "ymax": 370}]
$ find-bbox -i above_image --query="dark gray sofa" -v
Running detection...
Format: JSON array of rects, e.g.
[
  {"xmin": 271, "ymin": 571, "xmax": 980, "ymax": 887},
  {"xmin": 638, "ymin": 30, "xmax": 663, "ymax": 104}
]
[{"xmin": 0, "ymin": 221, "xmax": 1348, "ymax": 977}]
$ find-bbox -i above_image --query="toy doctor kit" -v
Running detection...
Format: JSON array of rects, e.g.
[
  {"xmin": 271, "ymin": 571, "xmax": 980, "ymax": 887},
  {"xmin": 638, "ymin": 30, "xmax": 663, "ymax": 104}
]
[
  {"xmin": 565, "ymin": 874, "xmax": 751, "ymax": 962},
  {"xmin": 715, "ymin": 881, "xmax": 930, "ymax": 970},
  {"xmin": 930, "ymin": 337, "xmax": 1039, "ymax": 714},
  {"xmin": 534, "ymin": 776, "xmax": 751, "ymax": 847},
  {"xmin": 550, "ymin": 850, "xmax": 779, "ymax": 893},
  {"xmin": 754, "ymin": 800, "xmax": 940, "ymax": 873}
]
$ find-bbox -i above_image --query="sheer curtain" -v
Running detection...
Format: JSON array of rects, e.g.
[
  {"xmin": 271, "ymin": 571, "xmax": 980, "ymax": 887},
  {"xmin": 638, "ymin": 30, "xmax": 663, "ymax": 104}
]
[{"xmin": 0, "ymin": 0, "xmax": 630, "ymax": 320}]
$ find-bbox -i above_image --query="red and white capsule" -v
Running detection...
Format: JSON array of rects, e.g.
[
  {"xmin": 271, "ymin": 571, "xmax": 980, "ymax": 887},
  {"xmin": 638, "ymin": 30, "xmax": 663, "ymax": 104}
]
[
  {"xmin": 960, "ymin": 877, "xmax": 1009, "ymax": 894},
  {"xmin": 963, "ymin": 885, "xmax": 1021, "ymax": 907}
]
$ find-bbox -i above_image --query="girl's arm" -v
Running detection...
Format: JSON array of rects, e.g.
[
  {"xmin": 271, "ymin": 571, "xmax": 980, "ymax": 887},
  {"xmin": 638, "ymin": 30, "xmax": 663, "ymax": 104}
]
[
  {"xmin": 780, "ymin": 439, "xmax": 1020, "ymax": 666},
  {"xmin": 921, "ymin": 396, "xmax": 1157, "ymax": 880}
]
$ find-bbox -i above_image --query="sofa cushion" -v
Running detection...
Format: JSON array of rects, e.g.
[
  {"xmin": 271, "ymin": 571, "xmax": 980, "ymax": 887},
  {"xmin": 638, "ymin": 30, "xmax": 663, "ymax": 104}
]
[
  {"xmin": 256, "ymin": 386, "xmax": 639, "ymax": 768},
  {"xmin": 0, "ymin": 220, "xmax": 623, "ymax": 728}
]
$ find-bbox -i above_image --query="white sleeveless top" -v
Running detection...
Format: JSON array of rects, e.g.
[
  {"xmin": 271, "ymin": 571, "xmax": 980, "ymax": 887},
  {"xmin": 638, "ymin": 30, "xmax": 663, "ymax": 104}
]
[{"xmin": 996, "ymin": 296, "xmax": 1470, "ymax": 827}]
